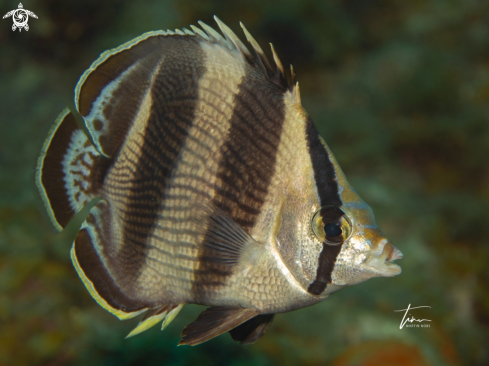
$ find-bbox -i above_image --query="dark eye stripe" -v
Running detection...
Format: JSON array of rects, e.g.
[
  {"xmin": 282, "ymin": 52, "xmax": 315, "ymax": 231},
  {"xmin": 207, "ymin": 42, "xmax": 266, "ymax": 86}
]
[
  {"xmin": 307, "ymin": 244, "xmax": 342, "ymax": 295},
  {"xmin": 305, "ymin": 118, "xmax": 341, "ymax": 207},
  {"xmin": 304, "ymin": 117, "xmax": 345, "ymax": 295}
]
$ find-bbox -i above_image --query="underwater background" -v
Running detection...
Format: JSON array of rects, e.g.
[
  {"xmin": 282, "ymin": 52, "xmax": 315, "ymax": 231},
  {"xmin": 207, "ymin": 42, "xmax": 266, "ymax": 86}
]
[{"xmin": 1, "ymin": 0, "xmax": 488, "ymax": 365}]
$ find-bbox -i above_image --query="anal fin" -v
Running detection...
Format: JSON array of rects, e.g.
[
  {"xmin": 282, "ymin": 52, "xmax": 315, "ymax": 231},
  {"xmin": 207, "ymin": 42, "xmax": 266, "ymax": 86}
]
[
  {"xmin": 125, "ymin": 304, "xmax": 184, "ymax": 338},
  {"xmin": 125, "ymin": 306, "xmax": 168, "ymax": 339},
  {"xmin": 179, "ymin": 306, "xmax": 260, "ymax": 346},
  {"xmin": 71, "ymin": 200, "xmax": 147, "ymax": 320},
  {"xmin": 229, "ymin": 314, "xmax": 275, "ymax": 344},
  {"xmin": 161, "ymin": 304, "xmax": 183, "ymax": 331}
]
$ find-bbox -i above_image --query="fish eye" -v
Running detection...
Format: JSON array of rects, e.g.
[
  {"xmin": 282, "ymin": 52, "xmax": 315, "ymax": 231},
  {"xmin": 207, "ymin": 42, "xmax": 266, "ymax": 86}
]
[
  {"xmin": 311, "ymin": 206, "xmax": 352, "ymax": 245},
  {"xmin": 324, "ymin": 223, "xmax": 342, "ymax": 237}
]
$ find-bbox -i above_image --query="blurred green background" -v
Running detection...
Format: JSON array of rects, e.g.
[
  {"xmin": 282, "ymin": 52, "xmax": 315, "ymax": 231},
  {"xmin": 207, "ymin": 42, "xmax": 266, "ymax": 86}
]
[{"xmin": 1, "ymin": 0, "xmax": 488, "ymax": 365}]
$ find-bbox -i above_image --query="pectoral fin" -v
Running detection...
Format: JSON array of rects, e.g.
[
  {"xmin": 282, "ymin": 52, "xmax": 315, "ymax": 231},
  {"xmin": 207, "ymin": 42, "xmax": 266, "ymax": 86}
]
[
  {"xmin": 229, "ymin": 314, "xmax": 275, "ymax": 344},
  {"xmin": 179, "ymin": 306, "xmax": 260, "ymax": 346},
  {"xmin": 191, "ymin": 199, "xmax": 264, "ymax": 302},
  {"xmin": 194, "ymin": 199, "xmax": 260, "ymax": 266}
]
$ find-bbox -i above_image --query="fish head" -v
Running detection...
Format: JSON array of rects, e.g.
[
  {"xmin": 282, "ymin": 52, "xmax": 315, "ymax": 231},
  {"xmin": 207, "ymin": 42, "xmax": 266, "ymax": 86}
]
[
  {"xmin": 326, "ymin": 202, "xmax": 402, "ymax": 287},
  {"xmin": 307, "ymin": 138, "xmax": 403, "ymax": 291},
  {"xmin": 302, "ymin": 198, "xmax": 402, "ymax": 294},
  {"xmin": 277, "ymin": 126, "xmax": 402, "ymax": 297}
]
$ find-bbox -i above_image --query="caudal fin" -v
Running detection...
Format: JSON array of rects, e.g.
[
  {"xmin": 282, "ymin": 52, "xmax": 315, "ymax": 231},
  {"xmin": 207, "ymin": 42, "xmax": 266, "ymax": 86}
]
[{"xmin": 36, "ymin": 109, "xmax": 107, "ymax": 231}]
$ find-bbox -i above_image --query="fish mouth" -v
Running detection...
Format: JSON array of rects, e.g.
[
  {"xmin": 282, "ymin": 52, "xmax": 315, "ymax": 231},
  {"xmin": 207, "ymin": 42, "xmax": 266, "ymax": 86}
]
[{"xmin": 365, "ymin": 240, "xmax": 403, "ymax": 277}]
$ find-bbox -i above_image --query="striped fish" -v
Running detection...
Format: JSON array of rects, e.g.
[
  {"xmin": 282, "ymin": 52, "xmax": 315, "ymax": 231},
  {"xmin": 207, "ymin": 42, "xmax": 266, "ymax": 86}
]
[{"xmin": 36, "ymin": 17, "xmax": 402, "ymax": 346}]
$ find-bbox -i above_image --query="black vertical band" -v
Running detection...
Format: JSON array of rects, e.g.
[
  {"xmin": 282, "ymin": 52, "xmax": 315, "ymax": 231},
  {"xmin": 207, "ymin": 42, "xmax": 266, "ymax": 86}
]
[
  {"xmin": 305, "ymin": 118, "xmax": 341, "ymax": 207},
  {"xmin": 193, "ymin": 70, "xmax": 286, "ymax": 302},
  {"xmin": 305, "ymin": 118, "xmax": 343, "ymax": 295}
]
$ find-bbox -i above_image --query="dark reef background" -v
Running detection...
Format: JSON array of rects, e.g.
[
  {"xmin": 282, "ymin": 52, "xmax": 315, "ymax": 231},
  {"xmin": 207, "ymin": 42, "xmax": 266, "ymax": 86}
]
[{"xmin": 1, "ymin": 0, "xmax": 488, "ymax": 365}]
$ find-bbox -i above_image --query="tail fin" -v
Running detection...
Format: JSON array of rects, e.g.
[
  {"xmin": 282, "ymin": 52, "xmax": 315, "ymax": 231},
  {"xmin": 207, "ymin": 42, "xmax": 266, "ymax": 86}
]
[{"xmin": 36, "ymin": 109, "xmax": 107, "ymax": 231}]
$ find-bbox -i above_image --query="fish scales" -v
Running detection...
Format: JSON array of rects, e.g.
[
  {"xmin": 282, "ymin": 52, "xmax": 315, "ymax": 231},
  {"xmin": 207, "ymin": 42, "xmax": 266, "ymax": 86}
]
[
  {"xmin": 79, "ymin": 35, "xmax": 208, "ymax": 310},
  {"xmin": 129, "ymin": 39, "xmax": 250, "ymax": 304},
  {"xmin": 192, "ymin": 58, "xmax": 287, "ymax": 304},
  {"xmin": 36, "ymin": 17, "xmax": 403, "ymax": 345}
]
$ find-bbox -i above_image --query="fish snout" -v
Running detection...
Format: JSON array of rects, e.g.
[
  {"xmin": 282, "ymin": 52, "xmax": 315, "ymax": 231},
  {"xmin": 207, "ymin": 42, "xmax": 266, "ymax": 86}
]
[
  {"xmin": 364, "ymin": 239, "xmax": 403, "ymax": 277},
  {"xmin": 382, "ymin": 241, "xmax": 403, "ymax": 263}
]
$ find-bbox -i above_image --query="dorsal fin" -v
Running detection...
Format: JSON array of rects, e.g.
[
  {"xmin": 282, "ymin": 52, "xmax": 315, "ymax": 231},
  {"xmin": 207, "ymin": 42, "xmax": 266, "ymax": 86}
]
[
  {"xmin": 190, "ymin": 24, "xmax": 210, "ymax": 40},
  {"xmin": 238, "ymin": 21, "xmax": 293, "ymax": 92},
  {"xmin": 214, "ymin": 16, "xmax": 253, "ymax": 63},
  {"xmin": 289, "ymin": 64, "xmax": 296, "ymax": 91},
  {"xmin": 74, "ymin": 18, "xmax": 299, "ymax": 158},
  {"xmin": 198, "ymin": 20, "xmax": 228, "ymax": 47},
  {"xmin": 239, "ymin": 22, "xmax": 274, "ymax": 78},
  {"xmin": 270, "ymin": 43, "xmax": 286, "ymax": 85},
  {"xmin": 239, "ymin": 21, "xmax": 272, "ymax": 72},
  {"xmin": 289, "ymin": 64, "xmax": 300, "ymax": 103},
  {"xmin": 182, "ymin": 27, "xmax": 194, "ymax": 36}
]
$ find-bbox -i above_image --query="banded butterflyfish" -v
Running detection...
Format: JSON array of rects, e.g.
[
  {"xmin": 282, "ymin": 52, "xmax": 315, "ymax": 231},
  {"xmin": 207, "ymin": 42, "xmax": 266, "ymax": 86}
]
[{"xmin": 36, "ymin": 16, "xmax": 403, "ymax": 346}]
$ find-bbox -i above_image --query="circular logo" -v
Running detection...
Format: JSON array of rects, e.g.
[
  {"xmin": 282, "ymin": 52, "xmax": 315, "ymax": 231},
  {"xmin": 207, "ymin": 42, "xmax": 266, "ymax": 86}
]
[
  {"xmin": 12, "ymin": 9, "xmax": 28, "ymax": 29},
  {"xmin": 3, "ymin": 3, "xmax": 38, "ymax": 32}
]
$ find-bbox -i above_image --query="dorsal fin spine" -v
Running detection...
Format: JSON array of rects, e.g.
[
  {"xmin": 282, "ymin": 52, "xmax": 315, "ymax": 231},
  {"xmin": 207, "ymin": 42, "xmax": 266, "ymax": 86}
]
[
  {"xmin": 270, "ymin": 43, "xmax": 285, "ymax": 79},
  {"xmin": 192, "ymin": 19, "xmax": 292, "ymax": 91},
  {"xmin": 198, "ymin": 20, "xmax": 227, "ymax": 46},
  {"xmin": 214, "ymin": 16, "xmax": 253, "ymax": 62},
  {"xmin": 269, "ymin": 43, "xmax": 288, "ymax": 89},
  {"xmin": 190, "ymin": 25, "xmax": 210, "ymax": 40},
  {"xmin": 239, "ymin": 22, "xmax": 275, "ymax": 77},
  {"xmin": 289, "ymin": 64, "xmax": 296, "ymax": 92},
  {"xmin": 182, "ymin": 27, "xmax": 194, "ymax": 35},
  {"xmin": 295, "ymin": 81, "xmax": 301, "ymax": 104}
]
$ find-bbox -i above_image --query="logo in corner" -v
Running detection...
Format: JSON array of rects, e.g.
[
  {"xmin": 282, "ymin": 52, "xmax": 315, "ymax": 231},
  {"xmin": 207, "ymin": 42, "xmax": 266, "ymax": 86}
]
[
  {"xmin": 394, "ymin": 304, "xmax": 432, "ymax": 329},
  {"xmin": 3, "ymin": 3, "xmax": 37, "ymax": 32}
]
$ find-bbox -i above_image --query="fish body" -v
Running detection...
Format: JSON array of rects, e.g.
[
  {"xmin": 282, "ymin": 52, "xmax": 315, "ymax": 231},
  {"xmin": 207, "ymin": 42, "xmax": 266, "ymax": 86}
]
[{"xmin": 36, "ymin": 17, "xmax": 402, "ymax": 345}]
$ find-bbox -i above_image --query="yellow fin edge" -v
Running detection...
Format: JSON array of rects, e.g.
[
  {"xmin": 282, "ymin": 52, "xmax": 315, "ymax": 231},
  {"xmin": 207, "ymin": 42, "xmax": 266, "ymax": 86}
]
[
  {"xmin": 74, "ymin": 29, "xmax": 194, "ymax": 113},
  {"xmin": 70, "ymin": 243, "xmax": 146, "ymax": 321},
  {"xmin": 35, "ymin": 108, "xmax": 71, "ymax": 232},
  {"xmin": 125, "ymin": 310, "xmax": 169, "ymax": 339},
  {"xmin": 125, "ymin": 303, "xmax": 185, "ymax": 339},
  {"xmin": 161, "ymin": 304, "xmax": 184, "ymax": 331}
]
